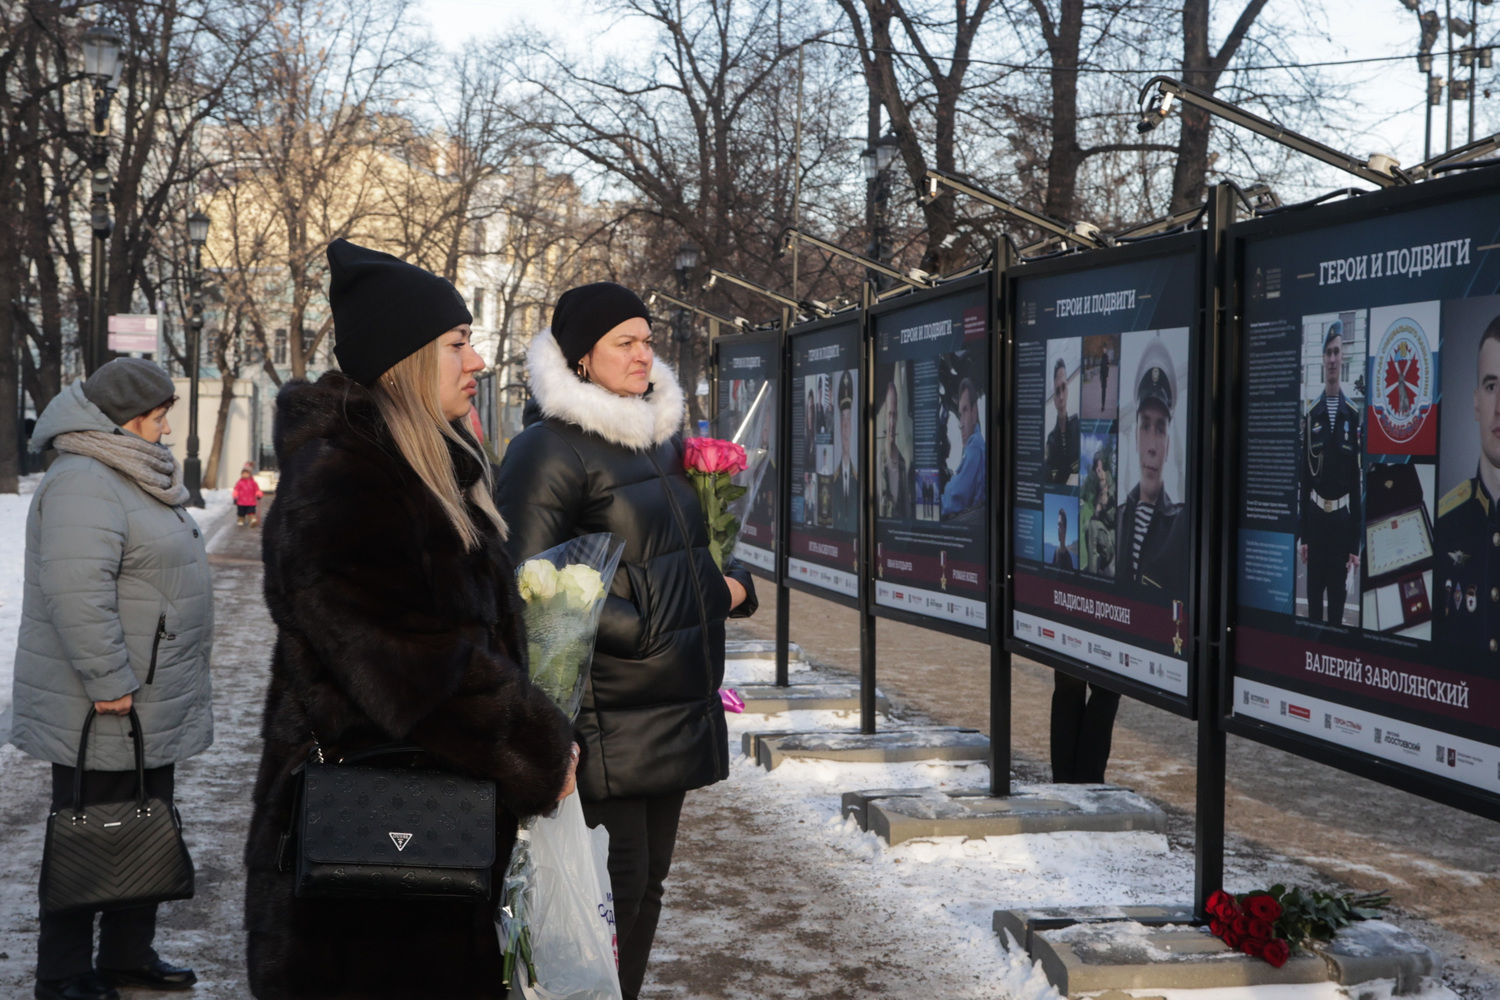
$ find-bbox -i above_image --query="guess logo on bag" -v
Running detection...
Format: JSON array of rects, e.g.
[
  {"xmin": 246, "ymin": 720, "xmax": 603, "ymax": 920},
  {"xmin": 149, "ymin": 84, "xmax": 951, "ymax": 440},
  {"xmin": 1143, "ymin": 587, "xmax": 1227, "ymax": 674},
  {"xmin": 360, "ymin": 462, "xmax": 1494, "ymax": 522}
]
[{"xmin": 389, "ymin": 832, "xmax": 413, "ymax": 852}]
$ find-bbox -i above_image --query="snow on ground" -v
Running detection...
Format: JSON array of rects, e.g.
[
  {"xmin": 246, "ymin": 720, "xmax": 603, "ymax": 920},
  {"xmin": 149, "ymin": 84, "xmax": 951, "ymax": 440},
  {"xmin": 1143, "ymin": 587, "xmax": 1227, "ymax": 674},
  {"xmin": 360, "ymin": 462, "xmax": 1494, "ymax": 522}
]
[
  {"xmin": 711, "ymin": 657, "xmax": 1460, "ymax": 1000},
  {"xmin": 0, "ymin": 484, "xmax": 234, "ymax": 730}
]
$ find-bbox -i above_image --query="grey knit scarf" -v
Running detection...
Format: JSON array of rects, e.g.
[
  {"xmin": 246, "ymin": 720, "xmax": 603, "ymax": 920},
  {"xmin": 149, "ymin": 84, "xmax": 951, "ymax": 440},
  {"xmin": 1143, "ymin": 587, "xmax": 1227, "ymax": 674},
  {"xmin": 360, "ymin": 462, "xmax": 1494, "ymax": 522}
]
[{"xmin": 53, "ymin": 430, "xmax": 190, "ymax": 507}]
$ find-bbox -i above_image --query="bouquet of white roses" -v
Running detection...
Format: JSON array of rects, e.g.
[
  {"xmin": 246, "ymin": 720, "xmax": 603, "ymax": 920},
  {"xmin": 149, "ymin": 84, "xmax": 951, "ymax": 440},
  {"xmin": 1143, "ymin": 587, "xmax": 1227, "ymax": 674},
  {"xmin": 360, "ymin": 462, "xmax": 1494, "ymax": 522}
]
[{"xmin": 500, "ymin": 533, "xmax": 625, "ymax": 999}]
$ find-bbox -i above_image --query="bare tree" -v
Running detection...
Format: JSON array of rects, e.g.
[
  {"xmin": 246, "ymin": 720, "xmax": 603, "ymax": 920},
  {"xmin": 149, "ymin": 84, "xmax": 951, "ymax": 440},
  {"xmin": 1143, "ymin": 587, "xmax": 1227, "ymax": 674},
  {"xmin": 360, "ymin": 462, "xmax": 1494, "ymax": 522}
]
[{"xmin": 208, "ymin": 0, "xmax": 421, "ymax": 381}]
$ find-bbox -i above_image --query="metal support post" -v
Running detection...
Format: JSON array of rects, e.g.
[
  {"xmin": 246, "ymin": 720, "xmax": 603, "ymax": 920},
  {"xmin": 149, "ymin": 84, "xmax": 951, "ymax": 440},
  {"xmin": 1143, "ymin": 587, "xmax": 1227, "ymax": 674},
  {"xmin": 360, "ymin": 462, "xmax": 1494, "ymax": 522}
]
[
  {"xmin": 858, "ymin": 281, "xmax": 878, "ymax": 734},
  {"xmin": 1193, "ymin": 182, "xmax": 1235, "ymax": 919},
  {"xmin": 184, "ymin": 242, "xmax": 205, "ymax": 507},
  {"xmin": 776, "ymin": 305, "xmax": 793, "ymax": 688},
  {"xmin": 989, "ymin": 237, "xmax": 1014, "ymax": 798}
]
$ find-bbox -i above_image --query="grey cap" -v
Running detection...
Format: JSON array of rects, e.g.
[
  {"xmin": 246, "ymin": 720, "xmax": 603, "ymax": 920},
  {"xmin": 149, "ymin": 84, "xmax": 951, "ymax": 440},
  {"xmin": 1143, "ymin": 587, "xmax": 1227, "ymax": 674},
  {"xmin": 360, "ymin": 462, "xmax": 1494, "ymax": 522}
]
[{"xmin": 81, "ymin": 358, "xmax": 176, "ymax": 426}]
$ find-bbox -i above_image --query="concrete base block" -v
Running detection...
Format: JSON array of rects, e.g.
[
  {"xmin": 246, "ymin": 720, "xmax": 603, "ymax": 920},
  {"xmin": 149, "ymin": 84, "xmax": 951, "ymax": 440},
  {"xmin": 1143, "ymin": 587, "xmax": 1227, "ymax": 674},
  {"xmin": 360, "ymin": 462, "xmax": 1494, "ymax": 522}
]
[
  {"xmin": 736, "ymin": 682, "xmax": 886, "ymax": 714},
  {"xmin": 741, "ymin": 728, "xmax": 844, "ymax": 760},
  {"xmin": 1313, "ymin": 920, "xmax": 1441, "ymax": 992},
  {"xmin": 1006, "ymin": 911, "xmax": 1441, "ymax": 997},
  {"xmin": 725, "ymin": 639, "xmax": 804, "ymax": 662},
  {"xmin": 838, "ymin": 784, "xmax": 1165, "ymax": 845},
  {"xmin": 757, "ymin": 727, "xmax": 988, "ymax": 770},
  {"xmin": 991, "ymin": 905, "xmax": 1197, "ymax": 952},
  {"xmin": 1030, "ymin": 922, "xmax": 1326, "ymax": 994}
]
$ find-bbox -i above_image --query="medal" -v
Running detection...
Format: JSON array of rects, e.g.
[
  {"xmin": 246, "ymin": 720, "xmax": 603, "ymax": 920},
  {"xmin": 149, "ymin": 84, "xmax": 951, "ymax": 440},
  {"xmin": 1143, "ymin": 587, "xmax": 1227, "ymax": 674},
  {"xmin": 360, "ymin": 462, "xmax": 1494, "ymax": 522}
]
[{"xmin": 1466, "ymin": 585, "xmax": 1477, "ymax": 613}]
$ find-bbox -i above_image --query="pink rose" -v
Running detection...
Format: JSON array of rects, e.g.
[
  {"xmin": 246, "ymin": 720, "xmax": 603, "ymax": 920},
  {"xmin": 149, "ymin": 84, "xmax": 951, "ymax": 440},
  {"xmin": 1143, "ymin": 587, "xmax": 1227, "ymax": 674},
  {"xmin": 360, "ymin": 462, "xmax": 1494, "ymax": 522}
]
[{"xmin": 684, "ymin": 437, "xmax": 747, "ymax": 475}]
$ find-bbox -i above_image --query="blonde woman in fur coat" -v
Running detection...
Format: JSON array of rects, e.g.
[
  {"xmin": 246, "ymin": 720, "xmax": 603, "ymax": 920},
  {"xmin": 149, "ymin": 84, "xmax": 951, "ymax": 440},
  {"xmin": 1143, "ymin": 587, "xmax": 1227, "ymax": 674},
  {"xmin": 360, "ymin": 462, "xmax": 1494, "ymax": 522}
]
[{"xmin": 495, "ymin": 282, "xmax": 757, "ymax": 1000}]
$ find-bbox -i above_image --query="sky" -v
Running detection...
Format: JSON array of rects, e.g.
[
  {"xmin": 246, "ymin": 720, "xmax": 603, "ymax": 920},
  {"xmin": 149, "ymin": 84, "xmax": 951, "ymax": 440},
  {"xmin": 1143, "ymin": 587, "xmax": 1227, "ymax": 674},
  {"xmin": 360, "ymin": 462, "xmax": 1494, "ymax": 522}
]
[{"xmin": 411, "ymin": 0, "xmax": 1498, "ymax": 195}]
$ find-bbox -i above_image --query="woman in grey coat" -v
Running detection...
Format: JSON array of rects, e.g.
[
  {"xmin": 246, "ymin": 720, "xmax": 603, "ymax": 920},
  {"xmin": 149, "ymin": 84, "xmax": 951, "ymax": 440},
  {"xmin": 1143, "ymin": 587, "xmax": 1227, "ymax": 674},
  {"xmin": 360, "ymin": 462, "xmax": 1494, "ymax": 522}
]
[{"xmin": 9, "ymin": 359, "xmax": 213, "ymax": 1000}]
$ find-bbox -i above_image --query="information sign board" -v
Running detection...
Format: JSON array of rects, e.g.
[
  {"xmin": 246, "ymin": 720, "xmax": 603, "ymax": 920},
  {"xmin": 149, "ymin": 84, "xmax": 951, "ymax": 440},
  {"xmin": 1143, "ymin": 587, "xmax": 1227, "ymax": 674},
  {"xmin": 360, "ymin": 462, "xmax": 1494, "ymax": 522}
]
[
  {"xmin": 108, "ymin": 314, "xmax": 159, "ymax": 353},
  {"xmin": 1226, "ymin": 169, "xmax": 1500, "ymax": 809},
  {"xmin": 1007, "ymin": 236, "xmax": 1202, "ymax": 712},
  {"xmin": 870, "ymin": 274, "xmax": 991, "ymax": 633},
  {"xmin": 786, "ymin": 315, "xmax": 862, "ymax": 603}
]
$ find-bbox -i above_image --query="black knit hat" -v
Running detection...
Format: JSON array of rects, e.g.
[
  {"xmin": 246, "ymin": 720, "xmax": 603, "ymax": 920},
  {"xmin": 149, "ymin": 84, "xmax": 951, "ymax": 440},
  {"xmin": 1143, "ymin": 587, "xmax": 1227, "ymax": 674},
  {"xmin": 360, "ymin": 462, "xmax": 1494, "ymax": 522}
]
[
  {"xmin": 551, "ymin": 282, "xmax": 652, "ymax": 369},
  {"xmin": 327, "ymin": 239, "xmax": 472, "ymax": 386}
]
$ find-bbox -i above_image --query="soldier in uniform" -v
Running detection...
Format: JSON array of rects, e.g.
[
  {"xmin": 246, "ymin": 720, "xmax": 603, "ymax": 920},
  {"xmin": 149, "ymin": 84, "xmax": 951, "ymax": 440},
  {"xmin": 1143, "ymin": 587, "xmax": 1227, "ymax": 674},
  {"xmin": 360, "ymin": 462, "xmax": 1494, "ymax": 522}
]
[
  {"xmin": 880, "ymin": 378, "xmax": 912, "ymax": 518},
  {"xmin": 1299, "ymin": 321, "xmax": 1362, "ymax": 624},
  {"xmin": 831, "ymin": 371, "xmax": 859, "ymax": 533},
  {"xmin": 1052, "ymin": 507, "xmax": 1074, "ymax": 570},
  {"xmin": 1116, "ymin": 338, "xmax": 1189, "ymax": 595},
  {"xmin": 1045, "ymin": 356, "xmax": 1079, "ymax": 484},
  {"xmin": 1436, "ymin": 316, "xmax": 1500, "ymax": 653}
]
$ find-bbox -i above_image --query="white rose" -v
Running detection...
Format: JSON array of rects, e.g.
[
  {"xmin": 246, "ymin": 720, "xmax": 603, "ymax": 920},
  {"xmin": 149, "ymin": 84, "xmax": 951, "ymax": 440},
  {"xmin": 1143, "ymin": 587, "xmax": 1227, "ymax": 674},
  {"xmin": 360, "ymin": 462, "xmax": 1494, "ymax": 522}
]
[
  {"xmin": 557, "ymin": 563, "xmax": 605, "ymax": 608},
  {"xmin": 518, "ymin": 558, "xmax": 560, "ymax": 601}
]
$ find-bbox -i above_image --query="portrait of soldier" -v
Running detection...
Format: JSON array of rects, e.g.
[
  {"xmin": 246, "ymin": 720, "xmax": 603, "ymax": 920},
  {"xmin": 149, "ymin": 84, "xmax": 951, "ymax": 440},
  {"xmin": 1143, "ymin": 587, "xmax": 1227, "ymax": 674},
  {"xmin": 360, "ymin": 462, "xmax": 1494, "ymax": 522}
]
[
  {"xmin": 1045, "ymin": 356, "xmax": 1079, "ymax": 485},
  {"xmin": 880, "ymin": 377, "xmax": 912, "ymax": 518},
  {"xmin": 803, "ymin": 383, "xmax": 818, "ymax": 476},
  {"xmin": 1084, "ymin": 451, "xmax": 1117, "ymax": 576},
  {"xmin": 1299, "ymin": 320, "xmax": 1363, "ymax": 624},
  {"xmin": 1117, "ymin": 338, "xmax": 1188, "ymax": 594},
  {"xmin": 831, "ymin": 371, "xmax": 859, "ymax": 533},
  {"xmin": 1436, "ymin": 315, "xmax": 1500, "ymax": 652},
  {"xmin": 1052, "ymin": 507, "xmax": 1074, "ymax": 570},
  {"xmin": 941, "ymin": 377, "xmax": 986, "ymax": 516}
]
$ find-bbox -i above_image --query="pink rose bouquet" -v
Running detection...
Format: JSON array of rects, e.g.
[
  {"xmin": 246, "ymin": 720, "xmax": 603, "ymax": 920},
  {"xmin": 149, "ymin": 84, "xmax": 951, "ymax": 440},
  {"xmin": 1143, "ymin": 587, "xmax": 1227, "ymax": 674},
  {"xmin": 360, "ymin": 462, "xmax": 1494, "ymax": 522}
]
[{"xmin": 684, "ymin": 437, "xmax": 749, "ymax": 569}]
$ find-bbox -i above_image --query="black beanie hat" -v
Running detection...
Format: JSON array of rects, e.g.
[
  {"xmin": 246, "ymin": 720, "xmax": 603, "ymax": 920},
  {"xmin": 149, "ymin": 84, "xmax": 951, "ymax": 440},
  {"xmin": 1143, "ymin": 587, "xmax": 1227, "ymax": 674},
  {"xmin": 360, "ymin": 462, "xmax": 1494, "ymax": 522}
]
[
  {"xmin": 327, "ymin": 239, "xmax": 472, "ymax": 386},
  {"xmin": 551, "ymin": 282, "xmax": 652, "ymax": 369}
]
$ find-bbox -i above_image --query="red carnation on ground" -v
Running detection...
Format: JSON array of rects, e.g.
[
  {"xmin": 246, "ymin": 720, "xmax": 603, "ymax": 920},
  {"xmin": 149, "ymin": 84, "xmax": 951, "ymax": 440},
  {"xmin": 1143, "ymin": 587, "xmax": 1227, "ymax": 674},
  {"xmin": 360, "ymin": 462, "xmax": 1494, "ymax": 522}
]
[
  {"xmin": 1246, "ymin": 894, "xmax": 1283, "ymax": 921},
  {"xmin": 1262, "ymin": 938, "xmax": 1291, "ymax": 968},
  {"xmin": 1206, "ymin": 890, "xmax": 1237, "ymax": 920}
]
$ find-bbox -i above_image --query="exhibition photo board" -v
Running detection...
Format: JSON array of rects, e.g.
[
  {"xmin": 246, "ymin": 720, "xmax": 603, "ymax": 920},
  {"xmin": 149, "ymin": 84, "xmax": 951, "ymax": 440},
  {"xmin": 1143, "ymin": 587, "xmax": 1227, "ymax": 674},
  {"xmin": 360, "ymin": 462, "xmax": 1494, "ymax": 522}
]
[
  {"xmin": 713, "ymin": 330, "xmax": 781, "ymax": 581},
  {"xmin": 787, "ymin": 313, "xmax": 864, "ymax": 605},
  {"xmin": 1224, "ymin": 167, "xmax": 1500, "ymax": 817},
  {"xmin": 1005, "ymin": 234, "xmax": 1204, "ymax": 715},
  {"xmin": 869, "ymin": 273, "xmax": 993, "ymax": 637}
]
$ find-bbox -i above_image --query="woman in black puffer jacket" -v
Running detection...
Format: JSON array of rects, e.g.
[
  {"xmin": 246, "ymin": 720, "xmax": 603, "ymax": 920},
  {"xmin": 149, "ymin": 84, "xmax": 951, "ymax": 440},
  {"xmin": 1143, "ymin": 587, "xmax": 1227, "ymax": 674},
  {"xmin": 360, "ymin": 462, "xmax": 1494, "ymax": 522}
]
[{"xmin": 496, "ymin": 282, "xmax": 756, "ymax": 1000}]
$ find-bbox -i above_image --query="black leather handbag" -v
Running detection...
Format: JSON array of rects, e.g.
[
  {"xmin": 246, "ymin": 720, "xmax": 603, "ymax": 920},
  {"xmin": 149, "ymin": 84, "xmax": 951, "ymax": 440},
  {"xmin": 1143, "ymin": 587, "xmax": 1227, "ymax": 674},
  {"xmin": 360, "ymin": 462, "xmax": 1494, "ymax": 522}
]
[
  {"xmin": 39, "ymin": 708, "xmax": 195, "ymax": 916},
  {"xmin": 279, "ymin": 744, "xmax": 497, "ymax": 901}
]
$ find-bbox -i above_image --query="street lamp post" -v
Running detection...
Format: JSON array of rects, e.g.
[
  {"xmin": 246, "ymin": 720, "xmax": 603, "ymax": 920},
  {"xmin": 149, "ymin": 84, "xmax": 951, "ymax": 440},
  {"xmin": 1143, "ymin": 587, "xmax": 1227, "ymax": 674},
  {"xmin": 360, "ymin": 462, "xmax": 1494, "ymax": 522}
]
[
  {"xmin": 81, "ymin": 24, "xmax": 123, "ymax": 375},
  {"xmin": 860, "ymin": 133, "xmax": 898, "ymax": 291},
  {"xmin": 184, "ymin": 210, "xmax": 210, "ymax": 508},
  {"xmin": 673, "ymin": 241, "xmax": 700, "ymax": 342}
]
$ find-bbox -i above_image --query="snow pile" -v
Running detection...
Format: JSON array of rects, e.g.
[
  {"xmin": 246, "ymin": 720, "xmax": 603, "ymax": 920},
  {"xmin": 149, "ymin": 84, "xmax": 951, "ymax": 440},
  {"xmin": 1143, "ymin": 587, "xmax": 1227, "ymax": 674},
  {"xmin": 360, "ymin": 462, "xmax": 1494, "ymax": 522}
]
[{"xmin": 712, "ymin": 702, "xmax": 1460, "ymax": 1000}]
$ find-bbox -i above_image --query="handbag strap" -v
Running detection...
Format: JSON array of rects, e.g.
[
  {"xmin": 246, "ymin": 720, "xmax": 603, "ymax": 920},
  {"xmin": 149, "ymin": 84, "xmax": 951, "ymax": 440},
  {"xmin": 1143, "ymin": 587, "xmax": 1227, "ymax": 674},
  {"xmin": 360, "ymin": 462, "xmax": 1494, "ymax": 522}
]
[{"xmin": 72, "ymin": 707, "xmax": 148, "ymax": 814}]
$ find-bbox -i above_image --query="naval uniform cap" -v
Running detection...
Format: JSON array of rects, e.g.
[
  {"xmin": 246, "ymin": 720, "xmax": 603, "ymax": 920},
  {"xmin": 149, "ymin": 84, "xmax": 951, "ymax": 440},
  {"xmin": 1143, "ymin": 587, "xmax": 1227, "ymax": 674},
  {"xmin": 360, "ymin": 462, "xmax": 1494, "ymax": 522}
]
[
  {"xmin": 1135, "ymin": 337, "xmax": 1177, "ymax": 418},
  {"xmin": 838, "ymin": 370, "xmax": 854, "ymax": 410}
]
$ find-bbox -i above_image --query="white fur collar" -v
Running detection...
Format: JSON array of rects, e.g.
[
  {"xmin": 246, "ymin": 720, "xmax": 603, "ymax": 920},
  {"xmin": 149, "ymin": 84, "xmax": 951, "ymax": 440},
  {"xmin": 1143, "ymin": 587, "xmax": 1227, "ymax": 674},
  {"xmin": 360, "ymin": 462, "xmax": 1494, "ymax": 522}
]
[{"xmin": 526, "ymin": 328, "xmax": 686, "ymax": 450}]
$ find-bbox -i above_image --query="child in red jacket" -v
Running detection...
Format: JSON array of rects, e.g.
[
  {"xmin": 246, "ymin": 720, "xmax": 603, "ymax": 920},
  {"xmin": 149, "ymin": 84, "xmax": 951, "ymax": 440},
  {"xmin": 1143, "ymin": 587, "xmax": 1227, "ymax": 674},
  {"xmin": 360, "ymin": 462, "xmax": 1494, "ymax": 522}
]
[{"xmin": 234, "ymin": 466, "xmax": 264, "ymax": 527}]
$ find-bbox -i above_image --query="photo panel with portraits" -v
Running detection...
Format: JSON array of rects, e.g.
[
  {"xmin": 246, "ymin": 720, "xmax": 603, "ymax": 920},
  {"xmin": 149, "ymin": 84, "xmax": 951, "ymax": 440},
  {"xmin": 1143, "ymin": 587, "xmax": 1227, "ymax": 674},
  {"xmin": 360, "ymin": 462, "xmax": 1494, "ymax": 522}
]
[
  {"xmin": 1228, "ymin": 178, "xmax": 1500, "ymax": 802},
  {"xmin": 787, "ymin": 319, "xmax": 862, "ymax": 600},
  {"xmin": 713, "ymin": 334, "xmax": 779, "ymax": 578},
  {"xmin": 871, "ymin": 277, "xmax": 991, "ymax": 630},
  {"xmin": 1008, "ymin": 246, "xmax": 1201, "ymax": 704}
]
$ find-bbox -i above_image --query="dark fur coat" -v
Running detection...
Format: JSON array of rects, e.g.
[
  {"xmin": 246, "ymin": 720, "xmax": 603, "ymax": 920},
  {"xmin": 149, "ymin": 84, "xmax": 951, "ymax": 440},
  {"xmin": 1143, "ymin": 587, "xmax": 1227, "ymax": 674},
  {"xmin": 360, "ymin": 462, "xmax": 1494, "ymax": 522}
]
[{"xmin": 244, "ymin": 373, "xmax": 575, "ymax": 999}]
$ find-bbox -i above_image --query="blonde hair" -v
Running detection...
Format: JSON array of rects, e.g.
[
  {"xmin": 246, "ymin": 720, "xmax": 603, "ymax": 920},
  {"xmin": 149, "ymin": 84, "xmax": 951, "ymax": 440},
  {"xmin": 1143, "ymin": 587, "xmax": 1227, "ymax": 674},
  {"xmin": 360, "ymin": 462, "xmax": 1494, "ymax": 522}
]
[{"xmin": 371, "ymin": 340, "xmax": 507, "ymax": 551}]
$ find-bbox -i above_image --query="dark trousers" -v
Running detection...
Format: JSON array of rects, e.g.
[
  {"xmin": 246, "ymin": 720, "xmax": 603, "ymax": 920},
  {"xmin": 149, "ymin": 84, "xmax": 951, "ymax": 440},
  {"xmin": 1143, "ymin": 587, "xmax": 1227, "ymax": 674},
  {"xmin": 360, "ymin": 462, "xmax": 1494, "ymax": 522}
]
[
  {"xmin": 581, "ymin": 791, "xmax": 686, "ymax": 1000},
  {"xmin": 1050, "ymin": 673, "xmax": 1121, "ymax": 783},
  {"xmin": 37, "ymin": 763, "xmax": 174, "ymax": 981},
  {"xmin": 1306, "ymin": 509, "xmax": 1352, "ymax": 623}
]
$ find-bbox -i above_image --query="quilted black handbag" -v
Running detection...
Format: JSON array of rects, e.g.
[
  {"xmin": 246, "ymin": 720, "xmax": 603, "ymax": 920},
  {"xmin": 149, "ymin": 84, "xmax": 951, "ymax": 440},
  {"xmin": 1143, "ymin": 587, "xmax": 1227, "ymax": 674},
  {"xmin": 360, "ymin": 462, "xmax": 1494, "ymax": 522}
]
[
  {"xmin": 278, "ymin": 743, "xmax": 497, "ymax": 901},
  {"xmin": 39, "ymin": 708, "xmax": 195, "ymax": 916}
]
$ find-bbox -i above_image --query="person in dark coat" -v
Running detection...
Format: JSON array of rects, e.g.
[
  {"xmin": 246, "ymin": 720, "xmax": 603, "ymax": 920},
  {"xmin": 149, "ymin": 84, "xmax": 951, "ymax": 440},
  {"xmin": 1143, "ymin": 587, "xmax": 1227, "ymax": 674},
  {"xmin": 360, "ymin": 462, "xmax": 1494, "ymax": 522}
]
[
  {"xmin": 243, "ymin": 240, "xmax": 578, "ymax": 1000},
  {"xmin": 495, "ymin": 282, "xmax": 758, "ymax": 1000}
]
